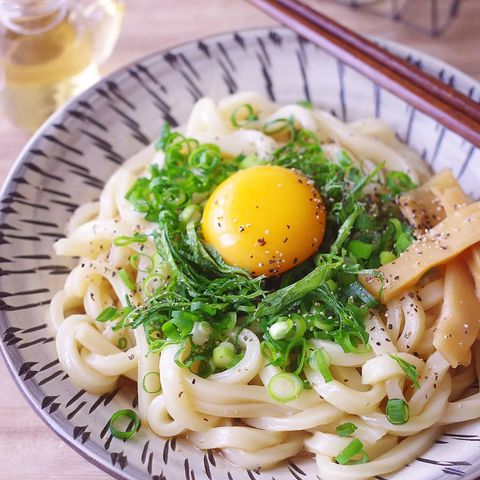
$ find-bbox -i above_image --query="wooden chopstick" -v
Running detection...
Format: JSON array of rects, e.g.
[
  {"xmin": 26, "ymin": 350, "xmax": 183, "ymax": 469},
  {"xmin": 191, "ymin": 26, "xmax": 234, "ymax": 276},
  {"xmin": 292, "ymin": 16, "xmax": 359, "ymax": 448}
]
[{"xmin": 247, "ymin": 0, "xmax": 480, "ymax": 147}]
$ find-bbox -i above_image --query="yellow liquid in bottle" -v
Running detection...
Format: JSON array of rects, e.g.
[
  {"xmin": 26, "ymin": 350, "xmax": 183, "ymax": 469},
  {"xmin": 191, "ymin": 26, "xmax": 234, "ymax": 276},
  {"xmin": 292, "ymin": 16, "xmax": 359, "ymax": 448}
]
[{"xmin": 1, "ymin": 1, "xmax": 124, "ymax": 132}]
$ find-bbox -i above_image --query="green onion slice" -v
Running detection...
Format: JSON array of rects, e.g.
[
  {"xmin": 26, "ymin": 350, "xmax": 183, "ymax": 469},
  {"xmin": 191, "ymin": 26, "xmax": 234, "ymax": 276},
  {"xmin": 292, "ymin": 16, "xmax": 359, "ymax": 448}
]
[
  {"xmin": 96, "ymin": 306, "xmax": 119, "ymax": 323},
  {"xmin": 261, "ymin": 117, "xmax": 294, "ymax": 136},
  {"xmin": 118, "ymin": 268, "xmax": 136, "ymax": 291},
  {"xmin": 346, "ymin": 281, "xmax": 379, "ymax": 307},
  {"xmin": 347, "ymin": 239, "xmax": 374, "ymax": 260},
  {"xmin": 379, "ymin": 251, "xmax": 396, "ymax": 265},
  {"xmin": 114, "ymin": 233, "xmax": 147, "ymax": 247},
  {"xmin": 389, "ymin": 354, "xmax": 420, "ymax": 389},
  {"xmin": 267, "ymin": 372, "xmax": 304, "ymax": 403},
  {"xmin": 310, "ymin": 349, "xmax": 333, "ymax": 383},
  {"xmin": 142, "ymin": 371, "xmax": 161, "ymax": 394},
  {"xmin": 268, "ymin": 318, "xmax": 293, "ymax": 340},
  {"xmin": 129, "ymin": 253, "xmax": 154, "ymax": 273},
  {"xmin": 212, "ymin": 342, "xmax": 235, "ymax": 369},
  {"xmin": 230, "ymin": 104, "xmax": 259, "ymax": 127},
  {"xmin": 297, "ymin": 99, "xmax": 313, "ymax": 109},
  {"xmin": 335, "ymin": 438, "xmax": 368, "ymax": 465},
  {"xmin": 386, "ymin": 398, "xmax": 410, "ymax": 425},
  {"xmin": 109, "ymin": 409, "xmax": 141, "ymax": 440},
  {"xmin": 118, "ymin": 337, "xmax": 127, "ymax": 350},
  {"xmin": 336, "ymin": 422, "xmax": 357, "ymax": 437}
]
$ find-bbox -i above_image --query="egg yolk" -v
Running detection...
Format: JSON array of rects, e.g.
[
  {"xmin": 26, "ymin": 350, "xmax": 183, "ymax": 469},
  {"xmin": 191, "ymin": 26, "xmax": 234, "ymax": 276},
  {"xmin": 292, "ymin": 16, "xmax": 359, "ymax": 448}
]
[{"xmin": 201, "ymin": 165, "xmax": 327, "ymax": 276}]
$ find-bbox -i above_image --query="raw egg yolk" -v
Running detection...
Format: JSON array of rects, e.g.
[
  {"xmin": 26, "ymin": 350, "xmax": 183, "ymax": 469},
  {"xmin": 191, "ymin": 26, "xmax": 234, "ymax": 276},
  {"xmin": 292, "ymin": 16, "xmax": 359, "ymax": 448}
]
[{"xmin": 201, "ymin": 165, "xmax": 327, "ymax": 276}]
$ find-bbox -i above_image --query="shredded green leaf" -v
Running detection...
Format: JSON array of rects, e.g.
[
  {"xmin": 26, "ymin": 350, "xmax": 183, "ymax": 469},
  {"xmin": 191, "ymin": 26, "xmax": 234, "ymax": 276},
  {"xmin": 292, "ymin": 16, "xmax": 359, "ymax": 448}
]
[{"xmin": 389, "ymin": 354, "xmax": 421, "ymax": 389}]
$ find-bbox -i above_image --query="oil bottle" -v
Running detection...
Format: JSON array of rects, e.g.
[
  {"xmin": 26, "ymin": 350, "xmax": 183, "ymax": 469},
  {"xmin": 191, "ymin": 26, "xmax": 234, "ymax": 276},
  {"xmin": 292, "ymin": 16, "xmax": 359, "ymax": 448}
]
[{"xmin": 0, "ymin": 0, "xmax": 125, "ymax": 132}]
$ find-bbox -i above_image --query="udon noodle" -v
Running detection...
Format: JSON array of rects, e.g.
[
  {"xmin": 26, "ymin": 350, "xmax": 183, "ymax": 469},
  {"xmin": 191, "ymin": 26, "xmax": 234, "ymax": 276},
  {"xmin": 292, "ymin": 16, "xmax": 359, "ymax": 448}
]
[{"xmin": 49, "ymin": 92, "xmax": 480, "ymax": 479}]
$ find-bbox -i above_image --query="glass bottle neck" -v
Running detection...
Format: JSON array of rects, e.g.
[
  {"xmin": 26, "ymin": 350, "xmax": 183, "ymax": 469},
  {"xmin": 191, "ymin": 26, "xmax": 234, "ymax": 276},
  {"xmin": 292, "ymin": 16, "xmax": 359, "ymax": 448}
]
[{"xmin": 0, "ymin": 0, "xmax": 68, "ymax": 35}]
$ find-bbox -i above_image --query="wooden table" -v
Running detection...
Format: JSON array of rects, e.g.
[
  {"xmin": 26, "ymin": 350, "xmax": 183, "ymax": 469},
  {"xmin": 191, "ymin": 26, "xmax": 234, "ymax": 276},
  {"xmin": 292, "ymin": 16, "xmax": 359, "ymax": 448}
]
[{"xmin": 1, "ymin": 0, "xmax": 479, "ymax": 478}]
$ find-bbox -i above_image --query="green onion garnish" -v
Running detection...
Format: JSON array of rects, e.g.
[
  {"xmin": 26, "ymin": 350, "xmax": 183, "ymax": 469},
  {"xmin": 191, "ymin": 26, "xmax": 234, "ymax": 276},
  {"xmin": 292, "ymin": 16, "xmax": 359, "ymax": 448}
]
[
  {"xmin": 386, "ymin": 398, "xmax": 410, "ymax": 425},
  {"xmin": 141, "ymin": 371, "xmax": 161, "ymax": 394},
  {"xmin": 309, "ymin": 349, "xmax": 333, "ymax": 383},
  {"xmin": 268, "ymin": 318, "xmax": 293, "ymax": 340},
  {"xmin": 96, "ymin": 306, "xmax": 119, "ymax": 323},
  {"xmin": 117, "ymin": 337, "xmax": 127, "ymax": 350},
  {"xmin": 395, "ymin": 232, "xmax": 413, "ymax": 252},
  {"xmin": 336, "ymin": 422, "xmax": 357, "ymax": 437},
  {"xmin": 179, "ymin": 204, "xmax": 201, "ymax": 224},
  {"xmin": 109, "ymin": 409, "xmax": 141, "ymax": 440},
  {"xmin": 379, "ymin": 251, "xmax": 397, "ymax": 265},
  {"xmin": 114, "ymin": 233, "xmax": 147, "ymax": 247},
  {"xmin": 335, "ymin": 438, "xmax": 368, "ymax": 465},
  {"xmin": 346, "ymin": 281, "xmax": 379, "ymax": 307},
  {"xmin": 212, "ymin": 342, "xmax": 235, "ymax": 369},
  {"xmin": 230, "ymin": 103, "xmax": 259, "ymax": 128},
  {"xmin": 262, "ymin": 117, "xmax": 294, "ymax": 136},
  {"xmin": 118, "ymin": 268, "xmax": 136, "ymax": 291},
  {"xmin": 389, "ymin": 354, "xmax": 420, "ymax": 389},
  {"xmin": 386, "ymin": 171, "xmax": 416, "ymax": 196},
  {"xmin": 347, "ymin": 240, "xmax": 374, "ymax": 260},
  {"xmin": 297, "ymin": 100, "xmax": 313, "ymax": 109},
  {"xmin": 267, "ymin": 372, "xmax": 303, "ymax": 403}
]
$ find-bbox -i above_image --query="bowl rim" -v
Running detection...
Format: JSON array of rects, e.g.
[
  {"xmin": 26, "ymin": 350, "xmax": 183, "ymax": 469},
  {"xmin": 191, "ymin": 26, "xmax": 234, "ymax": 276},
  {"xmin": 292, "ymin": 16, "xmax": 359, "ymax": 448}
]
[{"xmin": 1, "ymin": 25, "xmax": 479, "ymax": 480}]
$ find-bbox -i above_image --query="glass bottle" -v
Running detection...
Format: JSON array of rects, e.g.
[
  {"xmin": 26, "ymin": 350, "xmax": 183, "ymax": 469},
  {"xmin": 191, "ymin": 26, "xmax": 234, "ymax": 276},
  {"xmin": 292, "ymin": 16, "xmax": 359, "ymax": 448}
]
[{"xmin": 0, "ymin": 0, "xmax": 125, "ymax": 132}]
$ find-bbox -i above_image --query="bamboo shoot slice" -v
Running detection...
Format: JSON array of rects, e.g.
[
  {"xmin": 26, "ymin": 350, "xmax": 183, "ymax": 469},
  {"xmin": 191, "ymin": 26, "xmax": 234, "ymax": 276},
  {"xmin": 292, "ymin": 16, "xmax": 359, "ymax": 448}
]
[
  {"xmin": 398, "ymin": 170, "xmax": 459, "ymax": 232},
  {"xmin": 360, "ymin": 202, "xmax": 480, "ymax": 303},
  {"xmin": 433, "ymin": 258, "xmax": 480, "ymax": 367},
  {"xmin": 465, "ymin": 248, "xmax": 480, "ymax": 300}
]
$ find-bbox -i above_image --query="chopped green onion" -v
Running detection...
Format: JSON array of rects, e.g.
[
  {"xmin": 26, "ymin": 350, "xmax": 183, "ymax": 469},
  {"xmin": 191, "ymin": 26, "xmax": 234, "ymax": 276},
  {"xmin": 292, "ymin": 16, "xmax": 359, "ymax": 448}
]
[
  {"xmin": 326, "ymin": 279, "xmax": 338, "ymax": 291},
  {"xmin": 347, "ymin": 240, "xmax": 374, "ymax": 260},
  {"xmin": 262, "ymin": 117, "xmax": 294, "ymax": 136},
  {"xmin": 386, "ymin": 398, "xmax": 410, "ymax": 425},
  {"xmin": 142, "ymin": 371, "xmax": 161, "ymax": 394},
  {"xmin": 118, "ymin": 268, "xmax": 136, "ymax": 291},
  {"xmin": 96, "ymin": 306, "xmax": 119, "ymax": 323},
  {"xmin": 389, "ymin": 354, "xmax": 420, "ymax": 389},
  {"xmin": 395, "ymin": 232, "xmax": 413, "ymax": 253},
  {"xmin": 336, "ymin": 422, "xmax": 357, "ymax": 437},
  {"xmin": 162, "ymin": 321, "xmax": 180, "ymax": 341},
  {"xmin": 310, "ymin": 349, "xmax": 333, "ymax": 383},
  {"xmin": 335, "ymin": 438, "xmax": 368, "ymax": 465},
  {"xmin": 161, "ymin": 185, "xmax": 188, "ymax": 208},
  {"xmin": 188, "ymin": 144, "xmax": 221, "ymax": 171},
  {"xmin": 267, "ymin": 372, "xmax": 303, "ymax": 403},
  {"xmin": 346, "ymin": 281, "xmax": 379, "ymax": 307},
  {"xmin": 130, "ymin": 252, "xmax": 154, "ymax": 273},
  {"xmin": 268, "ymin": 318, "xmax": 293, "ymax": 340},
  {"xmin": 212, "ymin": 342, "xmax": 235, "ymax": 369},
  {"xmin": 109, "ymin": 409, "xmax": 141, "ymax": 440},
  {"xmin": 290, "ymin": 315, "xmax": 307, "ymax": 339},
  {"xmin": 179, "ymin": 204, "xmax": 201, "ymax": 224},
  {"xmin": 379, "ymin": 251, "xmax": 397, "ymax": 265},
  {"xmin": 389, "ymin": 218, "xmax": 404, "ymax": 237},
  {"xmin": 297, "ymin": 100, "xmax": 313, "ymax": 109},
  {"xmin": 118, "ymin": 337, "xmax": 127, "ymax": 350},
  {"xmin": 355, "ymin": 213, "xmax": 376, "ymax": 231},
  {"xmin": 330, "ymin": 206, "xmax": 362, "ymax": 255},
  {"xmin": 386, "ymin": 171, "xmax": 416, "ymax": 196},
  {"xmin": 239, "ymin": 153, "xmax": 264, "ymax": 169},
  {"xmin": 114, "ymin": 233, "xmax": 148, "ymax": 247},
  {"xmin": 142, "ymin": 274, "xmax": 165, "ymax": 297},
  {"xmin": 230, "ymin": 103, "xmax": 259, "ymax": 127},
  {"xmin": 191, "ymin": 321, "xmax": 212, "ymax": 346}
]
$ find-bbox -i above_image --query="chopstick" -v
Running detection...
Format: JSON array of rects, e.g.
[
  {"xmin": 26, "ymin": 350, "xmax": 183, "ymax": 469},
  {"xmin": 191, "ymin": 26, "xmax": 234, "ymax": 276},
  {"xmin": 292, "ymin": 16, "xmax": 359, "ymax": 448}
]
[{"xmin": 247, "ymin": 0, "xmax": 480, "ymax": 147}]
